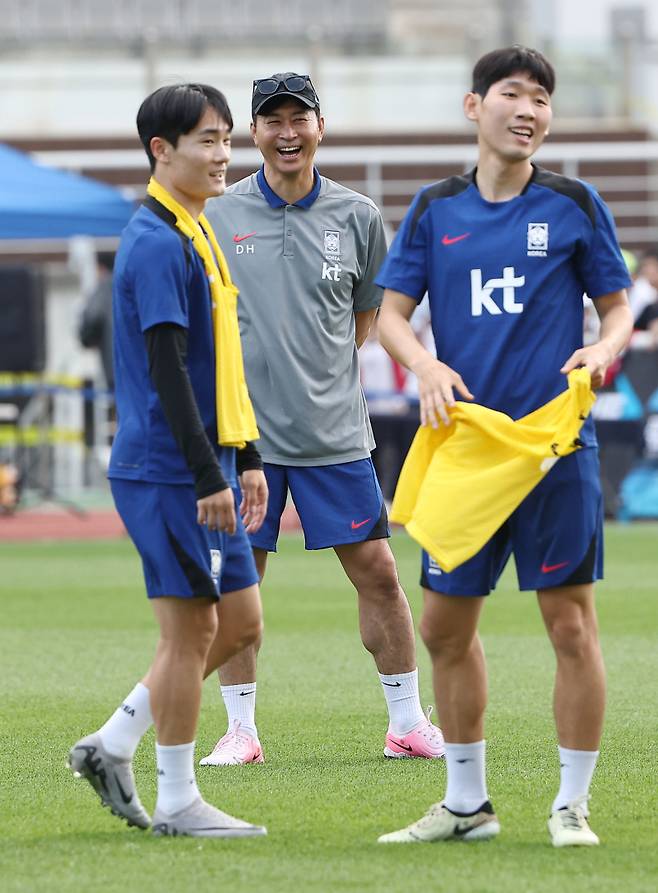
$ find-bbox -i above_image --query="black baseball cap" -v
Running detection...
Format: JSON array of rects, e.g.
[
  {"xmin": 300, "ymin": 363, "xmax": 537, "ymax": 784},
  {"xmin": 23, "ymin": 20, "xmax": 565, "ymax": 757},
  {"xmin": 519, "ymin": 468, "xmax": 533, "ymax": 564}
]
[{"xmin": 251, "ymin": 72, "xmax": 320, "ymax": 118}]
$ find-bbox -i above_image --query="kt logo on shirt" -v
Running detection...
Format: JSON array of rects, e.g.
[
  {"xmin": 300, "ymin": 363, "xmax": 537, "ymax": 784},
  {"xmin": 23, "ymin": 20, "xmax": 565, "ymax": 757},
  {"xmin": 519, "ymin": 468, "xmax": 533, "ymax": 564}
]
[
  {"xmin": 470, "ymin": 267, "xmax": 525, "ymax": 316},
  {"xmin": 321, "ymin": 229, "xmax": 342, "ymax": 281}
]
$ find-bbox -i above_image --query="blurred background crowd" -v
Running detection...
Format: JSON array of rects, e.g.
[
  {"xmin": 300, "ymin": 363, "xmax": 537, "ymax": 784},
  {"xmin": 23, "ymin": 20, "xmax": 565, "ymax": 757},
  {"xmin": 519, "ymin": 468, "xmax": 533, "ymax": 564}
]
[{"xmin": 0, "ymin": 0, "xmax": 657, "ymax": 520}]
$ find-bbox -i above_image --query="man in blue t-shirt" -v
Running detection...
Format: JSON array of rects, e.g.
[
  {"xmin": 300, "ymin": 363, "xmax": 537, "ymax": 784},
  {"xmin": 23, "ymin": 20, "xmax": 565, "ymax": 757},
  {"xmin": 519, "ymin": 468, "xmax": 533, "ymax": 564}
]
[
  {"xmin": 376, "ymin": 47, "xmax": 633, "ymax": 848},
  {"xmin": 68, "ymin": 83, "xmax": 266, "ymax": 839}
]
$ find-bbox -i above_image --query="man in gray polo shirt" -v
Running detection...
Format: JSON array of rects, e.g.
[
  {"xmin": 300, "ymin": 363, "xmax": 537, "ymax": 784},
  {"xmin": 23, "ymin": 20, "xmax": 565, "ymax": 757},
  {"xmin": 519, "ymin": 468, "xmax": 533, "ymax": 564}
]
[{"xmin": 201, "ymin": 72, "xmax": 444, "ymax": 765}]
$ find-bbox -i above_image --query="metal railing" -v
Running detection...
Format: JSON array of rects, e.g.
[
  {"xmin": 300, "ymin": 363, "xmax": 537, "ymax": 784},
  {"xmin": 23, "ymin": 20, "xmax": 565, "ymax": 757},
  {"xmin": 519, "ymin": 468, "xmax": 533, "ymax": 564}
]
[{"xmin": 23, "ymin": 139, "xmax": 658, "ymax": 250}]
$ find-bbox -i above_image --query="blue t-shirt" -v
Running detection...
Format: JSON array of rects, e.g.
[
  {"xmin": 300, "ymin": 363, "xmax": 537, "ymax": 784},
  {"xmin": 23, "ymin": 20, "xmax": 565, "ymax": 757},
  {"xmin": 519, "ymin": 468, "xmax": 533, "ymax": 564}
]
[
  {"xmin": 108, "ymin": 204, "xmax": 235, "ymax": 485},
  {"xmin": 376, "ymin": 165, "xmax": 632, "ymax": 447}
]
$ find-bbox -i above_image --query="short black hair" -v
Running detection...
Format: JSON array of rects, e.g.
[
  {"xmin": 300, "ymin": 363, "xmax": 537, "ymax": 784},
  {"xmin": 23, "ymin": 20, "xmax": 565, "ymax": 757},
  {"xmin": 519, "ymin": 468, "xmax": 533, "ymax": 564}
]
[
  {"xmin": 137, "ymin": 83, "xmax": 233, "ymax": 172},
  {"xmin": 472, "ymin": 46, "xmax": 555, "ymax": 98}
]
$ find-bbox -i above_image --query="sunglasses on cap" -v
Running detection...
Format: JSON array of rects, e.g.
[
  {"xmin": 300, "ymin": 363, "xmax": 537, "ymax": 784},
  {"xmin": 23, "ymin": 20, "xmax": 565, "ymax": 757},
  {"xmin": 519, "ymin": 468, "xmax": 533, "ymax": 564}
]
[{"xmin": 252, "ymin": 74, "xmax": 319, "ymax": 104}]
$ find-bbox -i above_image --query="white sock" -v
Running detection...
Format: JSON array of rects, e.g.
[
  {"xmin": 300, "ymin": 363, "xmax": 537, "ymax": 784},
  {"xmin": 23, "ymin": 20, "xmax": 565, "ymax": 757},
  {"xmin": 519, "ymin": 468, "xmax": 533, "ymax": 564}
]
[
  {"xmin": 97, "ymin": 682, "xmax": 153, "ymax": 760},
  {"xmin": 220, "ymin": 682, "xmax": 258, "ymax": 739},
  {"xmin": 552, "ymin": 746, "xmax": 599, "ymax": 814},
  {"xmin": 444, "ymin": 740, "xmax": 489, "ymax": 814},
  {"xmin": 155, "ymin": 741, "xmax": 200, "ymax": 815},
  {"xmin": 378, "ymin": 668, "xmax": 427, "ymax": 735}
]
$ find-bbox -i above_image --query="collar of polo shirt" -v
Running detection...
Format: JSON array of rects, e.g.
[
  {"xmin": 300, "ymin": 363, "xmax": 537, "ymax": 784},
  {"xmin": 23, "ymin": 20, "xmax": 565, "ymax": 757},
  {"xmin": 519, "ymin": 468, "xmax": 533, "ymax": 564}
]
[{"xmin": 256, "ymin": 165, "xmax": 322, "ymax": 209}]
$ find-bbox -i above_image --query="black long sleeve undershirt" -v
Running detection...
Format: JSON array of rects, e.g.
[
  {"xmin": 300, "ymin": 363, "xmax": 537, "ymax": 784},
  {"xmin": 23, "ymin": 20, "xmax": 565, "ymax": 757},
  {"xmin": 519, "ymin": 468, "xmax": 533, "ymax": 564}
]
[
  {"xmin": 145, "ymin": 323, "xmax": 228, "ymax": 499},
  {"xmin": 236, "ymin": 439, "xmax": 263, "ymax": 475}
]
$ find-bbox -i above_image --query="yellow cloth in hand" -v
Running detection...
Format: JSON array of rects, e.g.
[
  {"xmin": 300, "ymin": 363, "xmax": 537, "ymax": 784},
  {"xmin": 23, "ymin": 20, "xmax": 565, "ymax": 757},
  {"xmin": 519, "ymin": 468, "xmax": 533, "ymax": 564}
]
[
  {"xmin": 146, "ymin": 178, "xmax": 259, "ymax": 448},
  {"xmin": 390, "ymin": 369, "xmax": 595, "ymax": 572}
]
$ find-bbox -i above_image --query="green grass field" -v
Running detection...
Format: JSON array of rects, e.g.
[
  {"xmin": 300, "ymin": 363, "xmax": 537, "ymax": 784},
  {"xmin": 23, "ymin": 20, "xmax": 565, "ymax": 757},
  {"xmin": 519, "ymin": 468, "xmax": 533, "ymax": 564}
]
[{"xmin": 1, "ymin": 526, "xmax": 657, "ymax": 893}]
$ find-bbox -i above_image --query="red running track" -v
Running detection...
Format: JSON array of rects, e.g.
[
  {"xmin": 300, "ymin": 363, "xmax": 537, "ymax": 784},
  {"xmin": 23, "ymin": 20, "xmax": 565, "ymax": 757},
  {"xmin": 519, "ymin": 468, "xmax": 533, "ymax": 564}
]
[{"xmin": 0, "ymin": 504, "xmax": 302, "ymax": 542}]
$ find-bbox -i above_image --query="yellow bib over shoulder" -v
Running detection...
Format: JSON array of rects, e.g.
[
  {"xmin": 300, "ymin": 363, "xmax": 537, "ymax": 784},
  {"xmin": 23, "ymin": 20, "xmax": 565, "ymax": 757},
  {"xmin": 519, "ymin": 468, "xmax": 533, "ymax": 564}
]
[
  {"xmin": 147, "ymin": 178, "xmax": 259, "ymax": 448},
  {"xmin": 390, "ymin": 369, "xmax": 595, "ymax": 572}
]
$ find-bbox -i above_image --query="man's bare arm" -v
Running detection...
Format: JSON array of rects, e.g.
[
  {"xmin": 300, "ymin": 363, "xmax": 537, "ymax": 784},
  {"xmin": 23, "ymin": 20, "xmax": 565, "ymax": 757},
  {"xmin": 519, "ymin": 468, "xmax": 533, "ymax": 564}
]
[
  {"xmin": 561, "ymin": 290, "xmax": 633, "ymax": 387},
  {"xmin": 378, "ymin": 289, "xmax": 473, "ymax": 426}
]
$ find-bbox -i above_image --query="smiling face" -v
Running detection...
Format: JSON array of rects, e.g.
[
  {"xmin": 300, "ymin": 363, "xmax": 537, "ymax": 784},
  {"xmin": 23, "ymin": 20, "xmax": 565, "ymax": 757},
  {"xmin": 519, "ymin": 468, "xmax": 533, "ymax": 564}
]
[
  {"xmin": 251, "ymin": 98, "xmax": 324, "ymax": 181},
  {"xmin": 464, "ymin": 71, "xmax": 552, "ymax": 165},
  {"xmin": 151, "ymin": 105, "xmax": 232, "ymax": 216}
]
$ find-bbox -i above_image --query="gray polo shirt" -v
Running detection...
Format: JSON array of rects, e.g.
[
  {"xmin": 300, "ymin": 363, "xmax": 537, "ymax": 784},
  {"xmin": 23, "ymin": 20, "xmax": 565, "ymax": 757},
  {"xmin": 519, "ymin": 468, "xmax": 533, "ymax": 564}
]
[{"xmin": 205, "ymin": 169, "xmax": 387, "ymax": 466}]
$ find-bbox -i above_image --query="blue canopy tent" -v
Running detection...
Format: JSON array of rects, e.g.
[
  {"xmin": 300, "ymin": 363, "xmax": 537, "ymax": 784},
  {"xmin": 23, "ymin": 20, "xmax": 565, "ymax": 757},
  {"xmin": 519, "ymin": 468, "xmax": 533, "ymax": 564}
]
[{"xmin": 0, "ymin": 143, "xmax": 134, "ymax": 238}]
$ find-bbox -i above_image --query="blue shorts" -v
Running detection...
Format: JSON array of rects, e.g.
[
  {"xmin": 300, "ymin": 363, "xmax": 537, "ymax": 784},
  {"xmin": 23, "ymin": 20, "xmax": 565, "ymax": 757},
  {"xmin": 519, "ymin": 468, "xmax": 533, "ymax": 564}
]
[
  {"xmin": 421, "ymin": 448, "xmax": 604, "ymax": 596},
  {"xmin": 111, "ymin": 480, "xmax": 259, "ymax": 600},
  {"xmin": 250, "ymin": 458, "xmax": 390, "ymax": 551}
]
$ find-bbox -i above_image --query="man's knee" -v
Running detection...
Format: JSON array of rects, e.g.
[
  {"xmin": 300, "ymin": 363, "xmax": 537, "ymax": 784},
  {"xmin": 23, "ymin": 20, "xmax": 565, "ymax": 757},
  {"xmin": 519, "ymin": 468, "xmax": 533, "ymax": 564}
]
[
  {"xmin": 420, "ymin": 618, "xmax": 468, "ymax": 659},
  {"xmin": 235, "ymin": 614, "xmax": 263, "ymax": 652},
  {"xmin": 354, "ymin": 544, "xmax": 400, "ymax": 597},
  {"xmin": 188, "ymin": 603, "xmax": 219, "ymax": 653},
  {"xmin": 547, "ymin": 612, "xmax": 598, "ymax": 659},
  {"xmin": 157, "ymin": 597, "xmax": 219, "ymax": 654},
  {"xmin": 216, "ymin": 585, "xmax": 263, "ymax": 654},
  {"xmin": 419, "ymin": 604, "xmax": 477, "ymax": 661},
  {"xmin": 540, "ymin": 587, "xmax": 600, "ymax": 660}
]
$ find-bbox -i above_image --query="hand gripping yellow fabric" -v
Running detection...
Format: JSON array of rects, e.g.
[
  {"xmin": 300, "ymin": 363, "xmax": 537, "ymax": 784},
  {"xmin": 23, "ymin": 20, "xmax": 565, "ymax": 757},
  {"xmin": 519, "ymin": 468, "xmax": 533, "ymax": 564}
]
[
  {"xmin": 390, "ymin": 369, "xmax": 595, "ymax": 572},
  {"xmin": 147, "ymin": 178, "xmax": 259, "ymax": 448}
]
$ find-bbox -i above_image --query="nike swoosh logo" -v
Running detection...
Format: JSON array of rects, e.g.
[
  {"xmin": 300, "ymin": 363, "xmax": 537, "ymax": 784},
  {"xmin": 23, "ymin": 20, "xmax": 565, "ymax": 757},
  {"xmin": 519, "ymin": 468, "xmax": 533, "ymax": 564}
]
[
  {"xmin": 541, "ymin": 561, "xmax": 570, "ymax": 573},
  {"xmin": 389, "ymin": 740, "xmax": 413, "ymax": 751},
  {"xmin": 453, "ymin": 820, "xmax": 482, "ymax": 836},
  {"xmin": 381, "ymin": 681, "xmax": 401, "ymax": 687},
  {"xmin": 351, "ymin": 518, "xmax": 371, "ymax": 530},
  {"xmin": 456, "ymin": 758, "xmax": 474, "ymax": 763},
  {"xmin": 239, "ymin": 691, "xmax": 254, "ymax": 697},
  {"xmin": 233, "ymin": 232, "xmax": 256, "ymax": 243},
  {"xmin": 441, "ymin": 233, "xmax": 470, "ymax": 245},
  {"xmin": 114, "ymin": 774, "xmax": 133, "ymax": 804}
]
